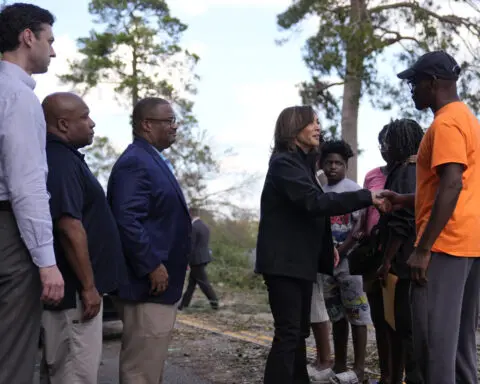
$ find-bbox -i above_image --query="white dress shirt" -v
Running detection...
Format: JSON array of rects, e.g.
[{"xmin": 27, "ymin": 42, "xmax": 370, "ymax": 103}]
[{"xmin": 0, "ymin": 61, "xmax": 56, "ymax": 267}]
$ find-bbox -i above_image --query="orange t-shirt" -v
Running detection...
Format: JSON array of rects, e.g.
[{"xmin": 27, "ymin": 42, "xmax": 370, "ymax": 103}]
[{"xmin": 415, "ymin": 101, "xmax": 480, "ymax": 257}]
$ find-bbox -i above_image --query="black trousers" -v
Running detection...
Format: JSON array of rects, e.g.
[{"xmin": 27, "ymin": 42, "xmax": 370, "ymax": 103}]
[
  {"xmin": 366, "ymin": 279, "xmax": 391, "ymax": 381},
  {"xmin": 263, "ymin": 274, "xmax": 313, "ymax": 384},
  {"xmin": 180, "ymin": 263, "xmax": 218, "ymax": 308},
  {"xmin": 394, "ymin": 279, "xmax": 422, "ymax": 384}
]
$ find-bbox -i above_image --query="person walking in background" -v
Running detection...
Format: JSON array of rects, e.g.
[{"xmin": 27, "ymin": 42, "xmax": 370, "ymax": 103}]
[
  {"xmin": 0, "ymin": 4, "xmax": 64, "ymax": 383},
  {"xmin": 179, "ymin": 207, "xmax": 219, "ymax": 310},
  {"xmin": 108, "ymin": 97, "xmax": 191, "ymax": 384},
  {"xmin": 376, "ymin": 119, "xmax": 424, "ymax": 384},
  {"xmin": 382, "ymin": 51, "xmax": 480, "ymax": 384},
  {"xmin": 320, "ymin": 140, "xmax": 372, "ymax": 384},
  {"xmin": 39, "ymin": 93, "xmax": 127, "ymax": 384},
  {"xmin": 255, "ymin": 105, "xmax": 385, "ymax": 384}
]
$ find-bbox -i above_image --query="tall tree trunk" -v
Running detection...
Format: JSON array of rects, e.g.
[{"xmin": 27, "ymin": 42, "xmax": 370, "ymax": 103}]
[
  {"xmin": 341, "ymin": 0, "xmax": 367, "ymax": 182},
  {"xmin": 341, "ymin": 67, "xmax": 362, "ymax": 182},
  {"xmin": 132, "ymin": 47, "xmax": 139, "ymax": 107}
]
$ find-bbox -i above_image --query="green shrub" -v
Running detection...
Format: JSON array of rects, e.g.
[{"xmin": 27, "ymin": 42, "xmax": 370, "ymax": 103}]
[{"xmin": 209, "ymin": 243, "xmax": 264, "ymax": 291}]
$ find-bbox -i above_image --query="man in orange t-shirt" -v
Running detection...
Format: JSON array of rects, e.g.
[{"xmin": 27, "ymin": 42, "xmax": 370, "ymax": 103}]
[{"xmin": 382, "ymin": 51, "xmax": 480, "ymax": 384}]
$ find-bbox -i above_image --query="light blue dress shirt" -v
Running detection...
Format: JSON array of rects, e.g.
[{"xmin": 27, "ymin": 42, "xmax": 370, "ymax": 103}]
[
  {"xmin": 152, "ymin": 146, "xmax": 175, "ymax": 174},
  {"xmin": 0, "ymin": 61, "xmax": 56, "ymax": 267}
]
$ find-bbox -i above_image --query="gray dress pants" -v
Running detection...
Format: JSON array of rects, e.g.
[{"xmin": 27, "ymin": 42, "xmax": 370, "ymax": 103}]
[
  {"xmin": 411, "ymin": 252, "xmax": 480, "ymax": 384},
  {"xmin": 0, "ymin": 211, "xmax": 42, "ymax": 384}
]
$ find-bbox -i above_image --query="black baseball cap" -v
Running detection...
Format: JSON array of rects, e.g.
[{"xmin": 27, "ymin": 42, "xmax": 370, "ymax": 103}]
[{"xmin": 397, "ymin": 51, "xmax": 461, "ymax": 81}]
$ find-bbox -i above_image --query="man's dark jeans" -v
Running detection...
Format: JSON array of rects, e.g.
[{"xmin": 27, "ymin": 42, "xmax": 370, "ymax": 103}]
[{"xmin": 180, "ymin": 263, "xmax": 218, "ymax": 309}]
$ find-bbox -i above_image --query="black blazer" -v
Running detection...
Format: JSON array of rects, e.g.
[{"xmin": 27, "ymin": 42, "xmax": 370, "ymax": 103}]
[
  {"xmin": 189, "ymin": 219, "xmax": 212, "ymax": 266},
  {"xmin": 255, "ymin": 149, "xmax": 373, "ymax": 281},
  {"xmin": 107, "ymin": 138, "xmax": 191, "ymax": 305}
]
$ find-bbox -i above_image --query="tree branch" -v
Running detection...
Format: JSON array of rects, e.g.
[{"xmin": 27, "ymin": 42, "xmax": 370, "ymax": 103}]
[
  {"xmin": 370, "ymin": 1, "xmax": 479, "ymax": 33},
  {"xmin": 464, "ymin": 0, "xmax": 480, "ymax": 14},
  {"xmin": 315, "ymin": 80, "xmax": 345, "ymax": 93},
  {"xmin": 194, "ymin": 173, "xmax": 260, "ymax": 205},
  {"xmin": 456, "ymin": 32, "xmax": 479, "ymax": 57},
  {"xmin": 376, "ymin": 26, "xmax": 420, "ymax": 43},
  {"xmin": 372, "ymin": 26, "xmax": 422, "ymax": 51}
]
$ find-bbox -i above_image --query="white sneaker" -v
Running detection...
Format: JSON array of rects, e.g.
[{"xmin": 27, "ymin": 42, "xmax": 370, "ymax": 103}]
[{"xmin": 307, "ymin": 365, "xmax": 336, "ymax": 383}]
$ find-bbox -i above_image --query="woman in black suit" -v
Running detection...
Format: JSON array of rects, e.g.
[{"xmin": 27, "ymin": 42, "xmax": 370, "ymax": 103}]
[{"xmin": 256, "ymin": 106, "xmax": 382, "ymax": 384}]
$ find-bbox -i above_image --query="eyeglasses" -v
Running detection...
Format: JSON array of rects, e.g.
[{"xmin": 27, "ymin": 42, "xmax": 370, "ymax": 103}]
[
  {"xmin": 407, "ymin": 80, "xmax": 416, "ymax": 92},
  {"xmin": 407, "ymin": 74, "xmax": 437, "ymax": 91},
  {"xmin": 144, "ymin": 116, "xmax": 177, "ymax": 126}
]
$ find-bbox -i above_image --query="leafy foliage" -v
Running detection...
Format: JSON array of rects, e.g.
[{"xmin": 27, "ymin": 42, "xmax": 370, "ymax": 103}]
[
  {"xmin": 81, "ymin": 136, "xmax": 119, "ymax": 189},
  {"xmin": 278, "ymin": 0, "xmax": 480, "ymax": 176},
  {"xmin": 280, "ymin": 0, "xmax": 480, "ymax": 117},
  {"xmin": 205, "ymin": 210, "xmax": 264, "ymax": 291},
  {"xmin": 59, "ymin": 0, "xmax": 217, "ymax": 203}
]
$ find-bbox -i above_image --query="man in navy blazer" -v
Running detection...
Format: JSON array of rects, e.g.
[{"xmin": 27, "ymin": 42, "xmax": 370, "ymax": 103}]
[{"xmin": 107, "ymin": 97, "xmax": 191, "ymax": 384}]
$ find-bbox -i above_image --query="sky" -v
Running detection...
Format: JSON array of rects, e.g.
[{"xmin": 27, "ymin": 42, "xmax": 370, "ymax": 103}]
[{"xmin": 21, "ymin": 0, "xmax": 429, "ymax": 211}]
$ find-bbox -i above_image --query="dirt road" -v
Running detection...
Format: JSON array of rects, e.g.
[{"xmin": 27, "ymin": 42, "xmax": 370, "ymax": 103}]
[{"xmin": 34, "ymin": 289, "xmax": 480, "ymax": 383}]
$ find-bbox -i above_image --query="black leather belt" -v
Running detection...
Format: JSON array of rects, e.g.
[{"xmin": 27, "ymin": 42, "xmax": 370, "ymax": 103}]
[{"xmin": 0, "ymin": 201, "xmax": 12, "ymax": 211}]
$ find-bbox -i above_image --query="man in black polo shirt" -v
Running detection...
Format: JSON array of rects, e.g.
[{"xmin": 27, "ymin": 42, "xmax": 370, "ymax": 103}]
[{"xmin": 39, "ymin": 92, "xmax": 126, "ymax": 384}]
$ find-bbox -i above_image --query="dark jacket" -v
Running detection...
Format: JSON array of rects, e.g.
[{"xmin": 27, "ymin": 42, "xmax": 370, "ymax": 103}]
[
  {"xmin": 107, "ymin": 137, "xmax": 192, "ymax": 304},
  {"xmin": 45, "ymin": 134, "xmax": 126, "ymax": 310},
  {"xmin": 378, "ymin": 160, "xmax": 417, "ymax": 279},
  {"xmin": 255, "ymin": 149, "xmax": 373, "ymax": 281},
  {"xmin": 189, "ymin": 218, "xmax": 212, "ymax": 266}
]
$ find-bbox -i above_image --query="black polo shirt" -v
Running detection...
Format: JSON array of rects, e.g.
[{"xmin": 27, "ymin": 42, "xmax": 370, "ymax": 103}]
[{"xmin": 45, "ymin": 133, "xmax": 125, "ymax": 310}]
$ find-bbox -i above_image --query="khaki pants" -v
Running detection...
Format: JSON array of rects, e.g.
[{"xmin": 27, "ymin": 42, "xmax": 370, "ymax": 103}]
[
  {"xmin": 40, "ymin": 296, "xmax": 103, "ymax": 384},
  {"xmin": 114, "ymin": 298, "xmax": 178, "ymax": 384}
]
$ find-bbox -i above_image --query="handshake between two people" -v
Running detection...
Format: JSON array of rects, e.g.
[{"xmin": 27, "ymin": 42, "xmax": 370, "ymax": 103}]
[{"xmin": 370, "ymin": 190, "xmax": 406, "ymax": 213}]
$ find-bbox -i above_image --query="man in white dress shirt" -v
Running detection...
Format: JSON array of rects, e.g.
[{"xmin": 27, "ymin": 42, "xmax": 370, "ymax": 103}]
[{"xmin": 0, "ymin": 3, "xmax": 64, "ymax": 383}]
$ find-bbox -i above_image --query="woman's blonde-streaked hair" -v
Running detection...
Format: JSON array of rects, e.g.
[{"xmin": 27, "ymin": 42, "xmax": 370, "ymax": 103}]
[{"xmin": 272, "ymin": 105, "xmax": 316, "ymax": 154}]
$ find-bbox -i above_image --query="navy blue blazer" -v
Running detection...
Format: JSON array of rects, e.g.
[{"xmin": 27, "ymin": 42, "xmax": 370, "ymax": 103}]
[{"xmin": 107, "ymin": 137, "xmax": 192, "ymax": 305}]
